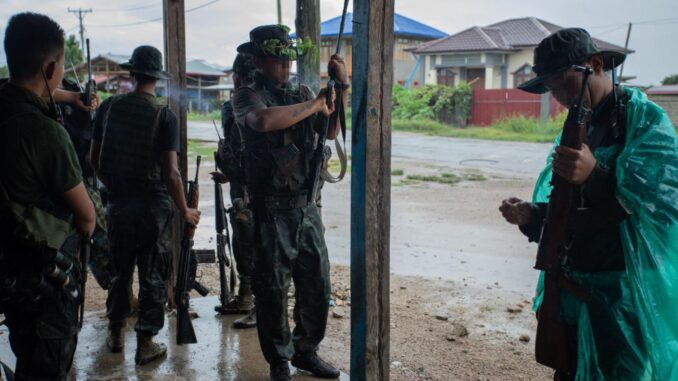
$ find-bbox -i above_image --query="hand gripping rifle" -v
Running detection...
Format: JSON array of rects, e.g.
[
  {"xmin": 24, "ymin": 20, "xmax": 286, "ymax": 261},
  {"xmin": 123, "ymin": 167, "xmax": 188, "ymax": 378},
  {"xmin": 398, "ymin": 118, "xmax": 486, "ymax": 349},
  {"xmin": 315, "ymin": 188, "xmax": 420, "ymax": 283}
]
[
  {"xmin": 534, "ymin": 65, "xmax": 594, "ymax": 373},
  {"xmin": 306, "ymin": 0, "xmax": 349, "ymax": 204},
  {"xmin": 175, "ymin": 156, "xmax": 201, "ymax": 345},
  {"xmin": 213, "ymin": 153, "xmax": 237, "ymax": 313}
]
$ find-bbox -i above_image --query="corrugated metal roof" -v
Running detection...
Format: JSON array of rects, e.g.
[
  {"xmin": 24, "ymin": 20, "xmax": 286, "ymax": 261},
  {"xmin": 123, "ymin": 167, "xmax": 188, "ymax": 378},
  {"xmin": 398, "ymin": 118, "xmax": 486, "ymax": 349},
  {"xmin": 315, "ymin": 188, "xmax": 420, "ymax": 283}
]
[
  {"xmin": 412, "ymin": 17, "xmax": 631, "ymax": 54},
  {"xmin": 92, "ymin": 54, "xmax": 227, "ymax": 76},
  {"xmin": 647, "ymin": 85, "xmax": 678, "ymax": 95},
  {"xmin": 292, "ymin": 12, "xmax": 447, "ymax": 40}
]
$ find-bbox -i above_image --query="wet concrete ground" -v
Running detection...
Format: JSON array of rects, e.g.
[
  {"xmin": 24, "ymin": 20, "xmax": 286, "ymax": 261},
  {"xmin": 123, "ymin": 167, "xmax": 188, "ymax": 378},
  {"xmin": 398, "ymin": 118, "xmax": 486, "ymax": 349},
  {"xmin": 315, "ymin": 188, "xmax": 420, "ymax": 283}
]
[{"xmin": 0, "ymin": 296, "xmax": 348, "ymax": 381}]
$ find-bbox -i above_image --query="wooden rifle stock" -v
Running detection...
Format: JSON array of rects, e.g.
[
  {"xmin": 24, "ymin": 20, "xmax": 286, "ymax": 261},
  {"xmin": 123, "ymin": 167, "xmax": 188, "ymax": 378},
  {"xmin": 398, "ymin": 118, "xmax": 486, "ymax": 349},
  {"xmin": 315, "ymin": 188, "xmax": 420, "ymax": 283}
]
[
  {"xmin": 534, "ymin": 66, "xmax": 592, "ymax": 373},
  {"xmin": 175, "ymin": 156, "xmax": 201, "ymax": 345}
]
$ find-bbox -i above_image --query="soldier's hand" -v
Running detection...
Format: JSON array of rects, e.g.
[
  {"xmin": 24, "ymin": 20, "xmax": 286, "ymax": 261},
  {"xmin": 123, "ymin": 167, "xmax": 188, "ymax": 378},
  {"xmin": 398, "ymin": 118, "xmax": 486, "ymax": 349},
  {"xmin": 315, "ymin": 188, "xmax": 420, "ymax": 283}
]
[
  {"xmin": 183, "ymin": 208, "xmax": 201, "ymax": 226},
  {"xmin": 552, "ymin": 144, "xmax": 596, "ymax": 185},
  {"xmin": 74, "ymin": 91, "xmax": 100, "ymax": 111},
  {"xmin": 499, "ymin": 197, "xmax": 534, "ymax": 225},
  {"xmin": 328, "ymin": 54, "xmax": 349, "ymax": 85},
  {"xmin": 210, "ymin": 171, "xmax": 229, "ymax": 184},
  {"xmin": 316, "ymin": 87, "xmax": 336, "ymax": 117}
]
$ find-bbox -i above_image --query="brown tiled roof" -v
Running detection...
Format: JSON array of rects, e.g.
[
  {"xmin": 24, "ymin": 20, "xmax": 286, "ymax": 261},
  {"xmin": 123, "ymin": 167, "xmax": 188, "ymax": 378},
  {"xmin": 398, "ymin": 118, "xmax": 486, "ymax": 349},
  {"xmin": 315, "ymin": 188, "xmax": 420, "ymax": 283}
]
[{"xmin": 410, "ymin": 17, "xmax": 632, "ymax": 54}]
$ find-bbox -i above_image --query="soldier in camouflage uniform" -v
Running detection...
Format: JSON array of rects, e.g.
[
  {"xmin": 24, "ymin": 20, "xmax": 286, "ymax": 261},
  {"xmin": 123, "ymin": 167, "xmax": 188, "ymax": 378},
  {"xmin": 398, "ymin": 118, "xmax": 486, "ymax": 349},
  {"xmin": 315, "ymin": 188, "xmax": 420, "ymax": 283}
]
[
  {"xmin": 213, "ymin": 53, "xmax": 258, "ymax": 329},
  {"xmin": 90, "ymin": 45, "xmax": 201, "ymax": 366},
  {"xmin": 233, "ymin": 25, "xmax": 348, "ymax": 381},
  {"xmin": 0, "ymin": 13, "xmax": 96, "ymax": 381}
]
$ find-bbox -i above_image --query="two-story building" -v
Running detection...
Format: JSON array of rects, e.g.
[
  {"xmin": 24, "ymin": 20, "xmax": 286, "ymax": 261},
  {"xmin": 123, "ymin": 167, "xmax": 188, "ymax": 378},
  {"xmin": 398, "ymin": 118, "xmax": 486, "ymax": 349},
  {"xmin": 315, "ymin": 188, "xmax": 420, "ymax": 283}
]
[{"xmin": 408, "ymin": 17, "xmax": 632, "ymax": 90}]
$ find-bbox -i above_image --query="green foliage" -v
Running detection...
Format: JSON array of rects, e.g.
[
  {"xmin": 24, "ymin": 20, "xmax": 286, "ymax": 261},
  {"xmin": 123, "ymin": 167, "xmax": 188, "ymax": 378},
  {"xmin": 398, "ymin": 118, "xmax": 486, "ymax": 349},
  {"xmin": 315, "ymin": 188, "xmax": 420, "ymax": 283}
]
[
  {"xmin": 391, "ymin": 111, "xmax": 567, "ymax": 143},
  {"xmin": 187, "ymin": 110, "xmax": 221, "ymax": 121},
  {"xmin": 260, "ymin": 36, "xmax": 315, "ymax": 61},
  {"xmin": 0, "ymin": 65, "xmax": 8, "ymax": 78},
  {"xmin": 392, "ymin": 83, "xmax": 472, "ymax": 126},
  {"xmin": 97, "ymin": 91, "xmax": 113, "ymax": 102},
  {"xmin": 64, "ymin": 35, "xmax": 83, "ymax": 67},
  {"xmin": 661, "ymin": 74, "xmax": 678, "ymax": 85},
  {"xmin": 391, "ymin": 168, "xmax": 404, "ymax": 176}
]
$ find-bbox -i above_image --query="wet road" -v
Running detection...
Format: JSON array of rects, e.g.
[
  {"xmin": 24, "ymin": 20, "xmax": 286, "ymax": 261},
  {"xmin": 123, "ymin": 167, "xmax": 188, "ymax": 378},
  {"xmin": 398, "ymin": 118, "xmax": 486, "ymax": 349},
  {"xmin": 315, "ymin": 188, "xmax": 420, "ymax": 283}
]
[{"xmin": 189, "ymin": 121, "xmax": 552, "ymax": 178}]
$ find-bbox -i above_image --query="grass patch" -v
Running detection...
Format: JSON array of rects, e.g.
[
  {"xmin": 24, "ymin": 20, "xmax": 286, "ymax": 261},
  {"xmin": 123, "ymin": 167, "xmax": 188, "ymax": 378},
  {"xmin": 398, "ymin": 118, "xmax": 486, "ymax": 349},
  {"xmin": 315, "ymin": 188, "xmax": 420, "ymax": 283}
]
[
  {"xmin": 406, "ymin": 173, "xmax": 460, "ymax": 185},
  {"xmin": 188, "ymin": 110, "xmax": 221, "ymax": 122},
  {"xmin": 395, "ymin": 178, "xmax": 421, "ymax": 186},
  {"xmin": 391, "ymin": 168, "xmax": 404, "ymax": 176},
  {"xmin": 463, "ymin": 173, "xmax": 487, "ymax": 181},
  {"xmin": 187, "ymin": 139, "xmax": 217, "ymax": 159},
  {"xmin": 391, "ymin": 113, "xmax": 565, "ymax": 143}
]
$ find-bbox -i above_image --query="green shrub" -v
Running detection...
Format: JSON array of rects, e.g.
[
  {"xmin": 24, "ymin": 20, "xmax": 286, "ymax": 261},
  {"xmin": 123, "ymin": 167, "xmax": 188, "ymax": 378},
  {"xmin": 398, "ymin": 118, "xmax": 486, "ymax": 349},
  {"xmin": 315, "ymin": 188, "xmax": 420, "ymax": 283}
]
[{"xmin": 392, "ymin": 83, "xmax": 472, "ymax": 126}]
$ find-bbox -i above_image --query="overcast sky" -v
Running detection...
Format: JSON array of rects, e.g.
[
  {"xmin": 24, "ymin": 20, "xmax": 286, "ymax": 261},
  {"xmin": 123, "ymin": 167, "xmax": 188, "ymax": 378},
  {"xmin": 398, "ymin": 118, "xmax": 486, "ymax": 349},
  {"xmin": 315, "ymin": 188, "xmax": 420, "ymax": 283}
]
[{"xmin": 1, "ymin": 0, "xmax": 677, "ymax": 85}]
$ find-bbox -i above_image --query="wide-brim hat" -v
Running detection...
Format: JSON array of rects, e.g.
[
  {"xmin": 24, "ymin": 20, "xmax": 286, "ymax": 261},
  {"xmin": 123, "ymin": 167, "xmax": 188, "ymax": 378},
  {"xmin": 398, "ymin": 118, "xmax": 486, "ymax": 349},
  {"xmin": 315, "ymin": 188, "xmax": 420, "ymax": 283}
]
[
  {"xmin": 237, "ymin": 24, "xmax": 306, "ymax": 61},
  {"xmin": 120, "ymin": 45, "xmax": 172, "ymax": 80},
  {"xmin": 519, "ymin": 28, "xmax": 626, "ymax": 94}
]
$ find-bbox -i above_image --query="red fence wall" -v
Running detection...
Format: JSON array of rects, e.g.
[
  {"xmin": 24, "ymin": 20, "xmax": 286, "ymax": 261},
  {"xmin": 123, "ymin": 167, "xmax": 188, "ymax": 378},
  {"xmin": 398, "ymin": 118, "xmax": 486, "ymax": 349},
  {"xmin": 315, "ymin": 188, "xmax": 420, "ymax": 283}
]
[{"xmin": 469, "ymin": 89, "xmax": 565, "ymax": 126}]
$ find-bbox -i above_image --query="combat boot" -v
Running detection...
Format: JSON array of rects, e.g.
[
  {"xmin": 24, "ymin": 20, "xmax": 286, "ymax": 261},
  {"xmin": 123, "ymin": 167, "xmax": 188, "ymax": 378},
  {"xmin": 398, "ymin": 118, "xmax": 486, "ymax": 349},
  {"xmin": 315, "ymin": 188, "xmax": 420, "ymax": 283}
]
[
  {"xmin": 106, "ymin": 321, "xmax": 125, "ymax": 353},
  {"xmin": 216, "ymin": 278, "xmax": 254, "ymax": 314},
  {"xmin": 269, "ymin": 361, "xmax": 291, "ymax": 381},
  {"xmin": 291, "ymin": 352, "xmax": 340, "ymax": 379},
  {"xmin": 232, "ymin": 306, "xmax": 257, "ymax": 329},
  {"xmin": 135, "ymin": 333, "xmax": 167, "ymax": 365}
]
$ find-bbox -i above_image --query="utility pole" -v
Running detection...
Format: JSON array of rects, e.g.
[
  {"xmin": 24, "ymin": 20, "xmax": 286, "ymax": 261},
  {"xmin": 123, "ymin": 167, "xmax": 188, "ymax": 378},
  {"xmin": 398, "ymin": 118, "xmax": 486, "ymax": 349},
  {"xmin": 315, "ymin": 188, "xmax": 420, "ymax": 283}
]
[
  {"xmin": 295, "ymin": 0, "xmax": 320, "ymax": 93},
  {"xmin": 68, "ymin": 7, "xmax": 93, "ymax": 60},
  {"xmin": 277, "ymin": 0, "xmax": 282, "ymax": 24},
  {"xmin": 618, "ymin": 22, "xmax": 632, "ymax": 81}
]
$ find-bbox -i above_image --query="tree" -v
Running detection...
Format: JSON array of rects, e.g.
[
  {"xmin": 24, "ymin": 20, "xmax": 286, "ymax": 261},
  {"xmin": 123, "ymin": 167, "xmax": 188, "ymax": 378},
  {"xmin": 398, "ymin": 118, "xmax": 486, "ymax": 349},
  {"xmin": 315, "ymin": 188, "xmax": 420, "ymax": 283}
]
[
  {"xmin": 661, "ymin": 74, "xmax": 678, "ymax": 86},
  {"xmin": 64, "ymin": 35, "xmax": 83, "ymax": 68},
  {"xmin": 0, "ymin": 65, "xmax": 8, "ymax": 78}
]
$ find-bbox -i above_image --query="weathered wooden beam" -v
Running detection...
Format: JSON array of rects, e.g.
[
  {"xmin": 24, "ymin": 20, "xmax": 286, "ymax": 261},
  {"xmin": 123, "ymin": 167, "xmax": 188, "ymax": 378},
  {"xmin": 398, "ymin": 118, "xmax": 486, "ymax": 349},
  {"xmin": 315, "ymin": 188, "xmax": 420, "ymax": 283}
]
[
  {"xmin": 350, "ymin": 0, "xmax": 394, "ymax": 379},
  {"xmin": 163, "ymin": 0, "xmax": 187, "ymax": 307},
  {"xmin": 295, "ymin": 0, "xmax": 321, "ymax": 93}
]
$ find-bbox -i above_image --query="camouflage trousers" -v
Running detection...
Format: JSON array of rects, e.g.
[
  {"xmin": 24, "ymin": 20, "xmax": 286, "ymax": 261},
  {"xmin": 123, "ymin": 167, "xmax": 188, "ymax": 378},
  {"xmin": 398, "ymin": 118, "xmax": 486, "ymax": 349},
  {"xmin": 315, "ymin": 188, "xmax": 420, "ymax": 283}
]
[
  {"xmin": 105, "ymin": 196, "xmax": 173, "ymax": 335},
  {"xmin": 251, "ymin": 201, "xmax": 331, "ymax": 365},
  {"xmin": 3, "ymin": 273, "xmax": 79, "ymax": 381}
]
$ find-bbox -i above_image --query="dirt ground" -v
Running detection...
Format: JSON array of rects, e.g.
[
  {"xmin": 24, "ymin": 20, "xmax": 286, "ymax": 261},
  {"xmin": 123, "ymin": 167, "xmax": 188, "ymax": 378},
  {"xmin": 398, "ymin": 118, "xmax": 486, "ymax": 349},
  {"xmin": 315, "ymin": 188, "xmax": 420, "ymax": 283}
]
[{"xmin": 82, "ymin": 153, "xmax": 554, "ymax": 380}]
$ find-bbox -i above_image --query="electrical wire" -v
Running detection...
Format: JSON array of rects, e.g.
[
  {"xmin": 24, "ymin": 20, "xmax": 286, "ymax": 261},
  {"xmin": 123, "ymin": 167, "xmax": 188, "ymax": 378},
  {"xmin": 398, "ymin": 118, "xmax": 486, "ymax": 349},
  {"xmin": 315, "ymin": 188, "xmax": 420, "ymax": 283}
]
[{"xmin": 88, "ymin": 0, "xmax": 222, "ymax": 28}]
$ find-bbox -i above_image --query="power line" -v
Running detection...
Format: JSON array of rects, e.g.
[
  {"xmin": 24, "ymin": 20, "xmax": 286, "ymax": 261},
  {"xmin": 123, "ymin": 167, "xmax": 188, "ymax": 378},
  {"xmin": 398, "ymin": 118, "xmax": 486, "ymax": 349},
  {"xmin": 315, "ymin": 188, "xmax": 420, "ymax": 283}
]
[
  {"xmin": 587, "ymin": 17, "xmax": 678, "ymax": 29},
  {"xmin": 67, "ymin": 7, "xmax": 92, "ymax": 59},
  {"xmin": 96, "ymin": 1, "xmax": 161, "ymax": 13},
  {"xmin": 88, "ymin": 0, "xmax": 222, "ymax": 28}
]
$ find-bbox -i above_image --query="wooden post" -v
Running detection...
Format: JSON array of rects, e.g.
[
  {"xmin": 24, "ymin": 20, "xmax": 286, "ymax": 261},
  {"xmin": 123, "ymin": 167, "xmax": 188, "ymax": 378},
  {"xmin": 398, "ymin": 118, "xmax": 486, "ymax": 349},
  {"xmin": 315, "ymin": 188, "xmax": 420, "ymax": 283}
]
[
  {"xmin": 163, "ymin": 0, "xmax": 188, "ymax": 178},
  {"xmin": 350, "ymin": 0, "xmax": 394, "ymax": 379},
  {"xmin": 163, "ymin": 0, "xmax": 187, "ymax": 307},
  {"xmin": 295, "ymin": 0, "xmax": 321, "ymax": 93}
]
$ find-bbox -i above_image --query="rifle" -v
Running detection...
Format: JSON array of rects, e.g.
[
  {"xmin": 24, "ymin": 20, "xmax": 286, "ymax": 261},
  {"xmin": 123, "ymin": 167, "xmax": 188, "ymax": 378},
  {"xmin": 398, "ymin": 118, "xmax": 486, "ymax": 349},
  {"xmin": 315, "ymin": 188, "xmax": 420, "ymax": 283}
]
[
  {"xmin": 83, "ymin": 38, "xmax": 94, "ymax": 110},
  {"xmin": 79, "ymin": 235, "xmax": 91, "ymax": 330},
  {"xmin": 175, "ymin": 156, "xmax": 201, "ymax": 345},
  {"xmin": 306, "ymin": 0, "xmax": 349, "ymax": 203},
  {"xmin": 534, "ymin": 65, "xmax": 593, "ymax": 373},
  {"xmin": 213, "ymin": 153, "xmax": 237, "ymax": 313}
]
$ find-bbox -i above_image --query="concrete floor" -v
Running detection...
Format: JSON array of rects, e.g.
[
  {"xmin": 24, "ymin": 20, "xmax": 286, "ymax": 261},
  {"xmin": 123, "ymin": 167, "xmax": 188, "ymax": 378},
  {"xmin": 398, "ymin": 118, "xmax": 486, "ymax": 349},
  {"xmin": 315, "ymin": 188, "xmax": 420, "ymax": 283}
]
[{"xmin": 0, "ymin": 296, "xmax": 348, "ymax": 381}]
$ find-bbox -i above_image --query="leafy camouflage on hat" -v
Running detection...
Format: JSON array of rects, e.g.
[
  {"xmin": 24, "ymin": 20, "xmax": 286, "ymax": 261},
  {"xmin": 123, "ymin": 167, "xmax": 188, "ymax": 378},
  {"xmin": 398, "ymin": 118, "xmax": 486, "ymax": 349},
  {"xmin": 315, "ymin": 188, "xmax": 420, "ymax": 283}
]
[{"xmin": 237, "ymin": 24, "xmax": 315, "ymax": 61}]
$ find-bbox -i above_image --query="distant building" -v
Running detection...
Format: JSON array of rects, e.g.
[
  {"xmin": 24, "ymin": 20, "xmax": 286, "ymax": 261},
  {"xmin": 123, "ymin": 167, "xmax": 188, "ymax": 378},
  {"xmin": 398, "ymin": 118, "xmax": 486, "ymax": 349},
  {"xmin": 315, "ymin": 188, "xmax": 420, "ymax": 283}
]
[
  {"xmin": 647, "ymin": 85, "xmax": 678, "ymax": 126},
  {"xmin": 293, "ymin": 13, "xmax": 447, "ymax": 86},
  {"xmin": 408, "ymin": 17, "xmax": 633, "ymax": 90},
  {"xmin": 78, "ymin": 54, "xmax": 230, "ymax": 112}
]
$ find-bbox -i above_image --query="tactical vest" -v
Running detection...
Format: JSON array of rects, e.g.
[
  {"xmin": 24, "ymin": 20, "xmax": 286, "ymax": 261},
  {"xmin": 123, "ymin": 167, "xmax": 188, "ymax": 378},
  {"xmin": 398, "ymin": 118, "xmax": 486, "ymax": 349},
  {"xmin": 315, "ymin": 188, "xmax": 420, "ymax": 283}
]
[
  {"xmin": 99, "ymin": 94, "xmax": 164, "ymax": 184},
  {"xmin": 239, "ymin": 80, "xmax": 318, "ymax": 195}
]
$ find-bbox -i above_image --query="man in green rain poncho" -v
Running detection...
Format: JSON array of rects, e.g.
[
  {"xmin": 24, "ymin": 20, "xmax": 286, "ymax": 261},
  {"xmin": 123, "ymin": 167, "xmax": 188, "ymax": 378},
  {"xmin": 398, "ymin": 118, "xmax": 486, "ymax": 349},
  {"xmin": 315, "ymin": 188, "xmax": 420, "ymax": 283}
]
[{"xmin": 500, "ymin": 28, "xmax": 678, "ymax": 381}]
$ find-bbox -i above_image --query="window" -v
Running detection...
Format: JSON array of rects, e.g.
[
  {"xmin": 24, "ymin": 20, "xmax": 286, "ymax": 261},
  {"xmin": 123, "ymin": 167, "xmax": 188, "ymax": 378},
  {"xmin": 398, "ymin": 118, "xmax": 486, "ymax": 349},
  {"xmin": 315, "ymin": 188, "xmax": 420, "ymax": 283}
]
[
  {"xmin": 513, "ymin": 64, "xmax": 535, "ymax": 88},
  {"xmin": 437, "ymin": 68, "xmax": 455, "ymax": 86}
]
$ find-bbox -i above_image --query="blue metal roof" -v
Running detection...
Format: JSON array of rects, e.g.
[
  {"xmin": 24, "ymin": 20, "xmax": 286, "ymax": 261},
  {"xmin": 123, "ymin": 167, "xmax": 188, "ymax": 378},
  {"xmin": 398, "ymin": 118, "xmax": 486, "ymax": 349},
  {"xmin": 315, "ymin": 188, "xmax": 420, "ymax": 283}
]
[{"xmin": 291, "ymin": 13, "xmax": 447, "ymax": 40}]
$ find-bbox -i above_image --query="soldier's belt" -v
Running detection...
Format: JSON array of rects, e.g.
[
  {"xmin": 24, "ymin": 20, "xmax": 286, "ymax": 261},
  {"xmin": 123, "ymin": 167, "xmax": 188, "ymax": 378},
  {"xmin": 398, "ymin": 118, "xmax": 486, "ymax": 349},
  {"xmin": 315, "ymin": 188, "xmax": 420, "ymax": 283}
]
[{"xmin": 256, "ymin": 192, "xmax": 309, "ymax": 211}]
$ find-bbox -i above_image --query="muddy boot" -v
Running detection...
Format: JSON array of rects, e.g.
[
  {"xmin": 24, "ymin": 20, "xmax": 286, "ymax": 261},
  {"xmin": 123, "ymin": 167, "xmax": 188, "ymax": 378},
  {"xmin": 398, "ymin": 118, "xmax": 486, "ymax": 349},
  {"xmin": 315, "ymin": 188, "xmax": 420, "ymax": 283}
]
[
  {"xmin": 215, "ymin": 278, "xmax": 254, "ymax": 314},
  {"xmin": 106, "ymin": 321, "xmax": 125, "ymax": 353},
  {"xmin": 135, "ymin": 333, "xmax": 167, "ymax": 366},
  {"xmin": 291, "ymin": 352, "xmax": 340, "ymax": 379},
  {"xmin": 232, "ymin": 306, "xmax": 257, "ymax": 329},
  {"xmin": 269, "ymin": 361, "xmax": 291, "ymax": 381}
]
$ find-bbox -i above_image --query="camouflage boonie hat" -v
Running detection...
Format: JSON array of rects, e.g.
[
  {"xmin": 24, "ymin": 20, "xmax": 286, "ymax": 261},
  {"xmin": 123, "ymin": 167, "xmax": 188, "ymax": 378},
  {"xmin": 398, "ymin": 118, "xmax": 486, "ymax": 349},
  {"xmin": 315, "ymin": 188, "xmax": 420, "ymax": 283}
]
[
  {"xmin": 519, "ymin": 28, "xmax": 626, "ymax": 94},
  {"xmin": 232, "ymin": 53, "xmax": 256, "ymax": 80},
  {"xmin": 237, "ymin": 24, "xmax": 313, "ymax": 61},
  {"xmin": 120, "ymin": 45, "xmax": 171, "ymax": 80}
]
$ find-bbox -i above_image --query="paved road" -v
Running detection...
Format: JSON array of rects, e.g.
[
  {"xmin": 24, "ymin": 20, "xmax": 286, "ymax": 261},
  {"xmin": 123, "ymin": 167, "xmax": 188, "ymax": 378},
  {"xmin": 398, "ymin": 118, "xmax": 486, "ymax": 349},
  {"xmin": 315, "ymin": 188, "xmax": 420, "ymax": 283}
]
[{"xmin": 189, "ymin": 121, "xmax": 552, "ymax": 178}]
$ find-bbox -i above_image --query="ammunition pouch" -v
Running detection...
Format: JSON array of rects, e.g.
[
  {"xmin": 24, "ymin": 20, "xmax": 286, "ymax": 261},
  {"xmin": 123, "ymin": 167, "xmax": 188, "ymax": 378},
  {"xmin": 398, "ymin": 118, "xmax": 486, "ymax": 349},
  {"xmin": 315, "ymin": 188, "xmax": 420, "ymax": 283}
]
[{"xmin": 270, "ymin": 144, "xmax": 306, "ymax": 190}]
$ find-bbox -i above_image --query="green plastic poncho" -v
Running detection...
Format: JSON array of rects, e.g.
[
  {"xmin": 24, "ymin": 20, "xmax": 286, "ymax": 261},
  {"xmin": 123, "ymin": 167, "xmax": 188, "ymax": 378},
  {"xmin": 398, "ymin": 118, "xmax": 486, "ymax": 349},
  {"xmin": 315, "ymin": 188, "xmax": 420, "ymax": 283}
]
[{"xmin": 531, "ymin": 87, "xmax": 678, "ymax": 380}]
